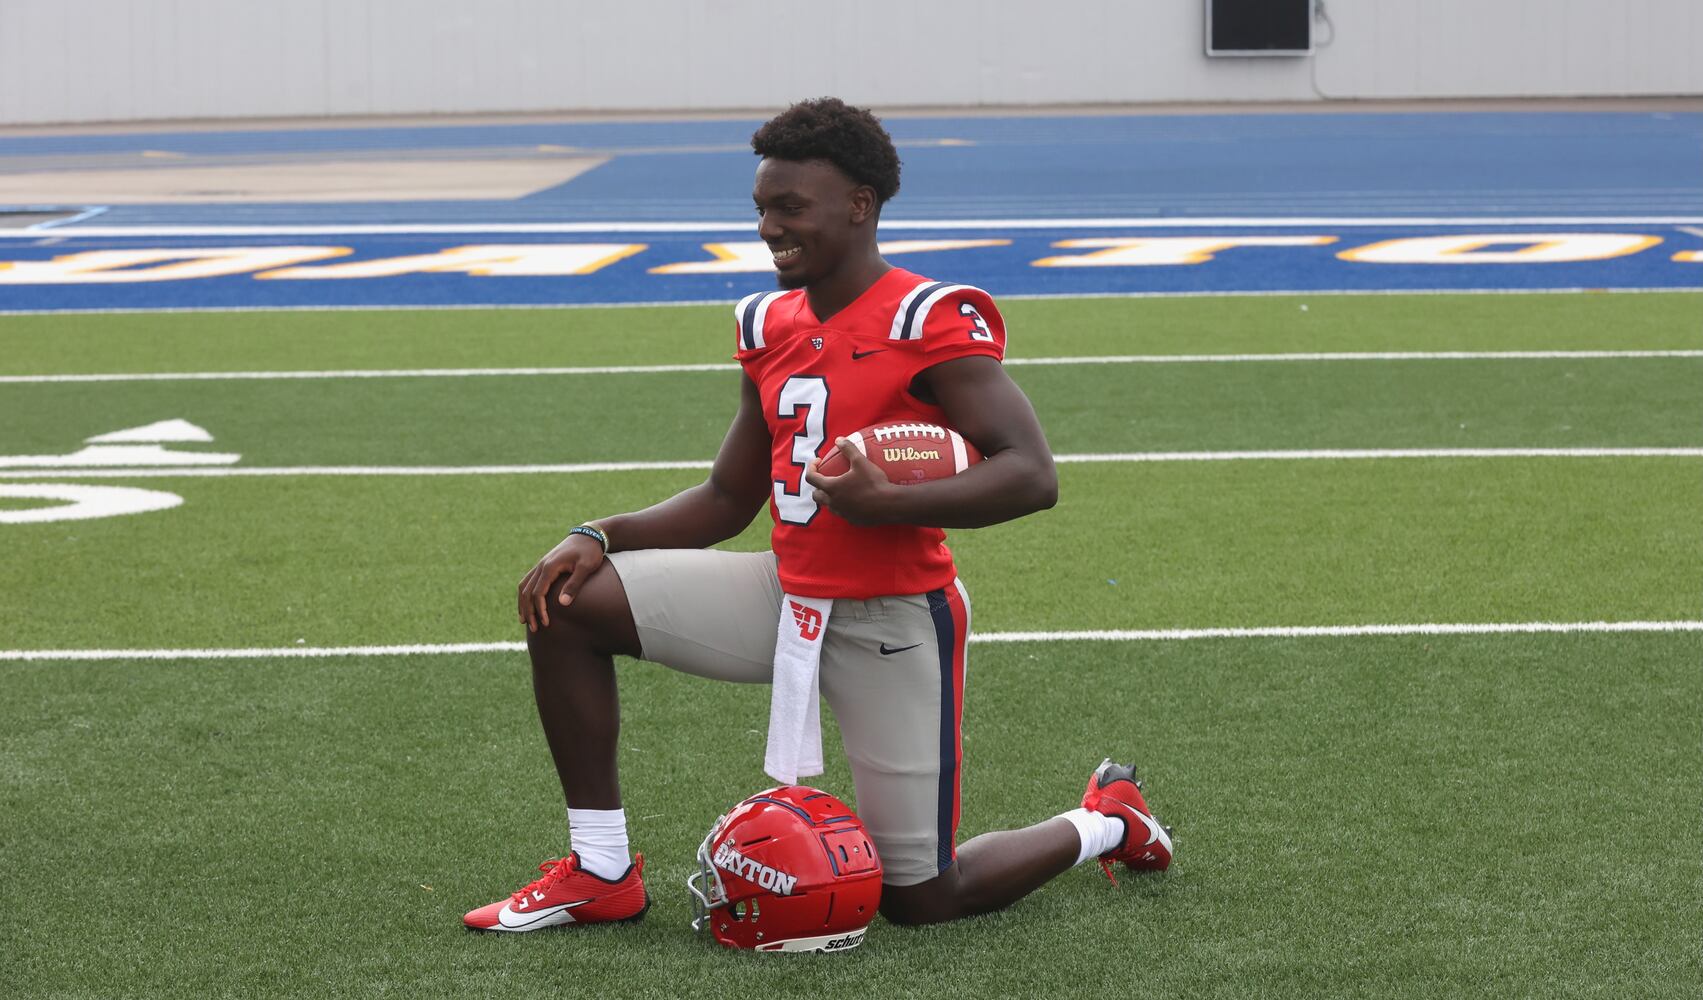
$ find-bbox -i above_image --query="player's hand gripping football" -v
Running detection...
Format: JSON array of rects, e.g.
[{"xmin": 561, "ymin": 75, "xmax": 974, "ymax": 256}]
[
  {"xmin": 517, "ymin": 530, "xmax": 604, "ymax": 632},
  {"xmin": 804, "ymin": 437, "xmax": 900, "ymax": 526}
]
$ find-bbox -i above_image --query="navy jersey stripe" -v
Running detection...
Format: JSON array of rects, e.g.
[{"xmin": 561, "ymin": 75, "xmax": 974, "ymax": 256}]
[
  {"xmin": 739, "ymin": 293, "xmax": 764, "ymax": 350},
  {"xmin": 927, "ymin": 587, "xmax": 959, "ymax": 874},
  {"xmin": 900, "ymin": 281, "xmax": 954, "ymax": 341}
]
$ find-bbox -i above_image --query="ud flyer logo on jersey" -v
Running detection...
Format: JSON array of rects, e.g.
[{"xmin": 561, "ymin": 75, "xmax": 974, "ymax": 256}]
[{"xmin": 714, "ymin": 840, "xmax": 799, "ymax": 895}]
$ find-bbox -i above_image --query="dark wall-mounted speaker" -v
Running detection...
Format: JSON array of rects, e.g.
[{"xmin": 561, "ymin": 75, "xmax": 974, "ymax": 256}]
[{"xmin": 1206, "ymin": 0, "xmax": 1314, "ymax": 56}]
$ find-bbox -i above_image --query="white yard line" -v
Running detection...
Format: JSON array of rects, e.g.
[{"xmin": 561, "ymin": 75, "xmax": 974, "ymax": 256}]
[
  {"xmin": 0, "ymin": 448, "xmax": 1697, "ymax": 480},
  {"xmin": 4, "ymin": 619, "xmax": 1698, "ymax": 662},
  {"xmin": 1051, "ymin": 448, "xmax": 1703, "ymax": 463},
  {"xmin": 4, "ymin": 350, "xmax": 1700, "ymax": 385},
  {"xmin": 1, "ymin": 286, "xmax": 1694, "ymax": 318},
  {"xmin": 6, "ymin": 216, "xmax": 1703, "ymax": 237},
  {"xmin": 0, "ymin": 460, "xmax": 717, "ymax": 479},
  {"xmin": 977, "ymin": 621, "xmax": 1703, "ymax": 642},
  {"xmin": 1, "ymin": 363, "xmax": 742, "ymax": 383}
]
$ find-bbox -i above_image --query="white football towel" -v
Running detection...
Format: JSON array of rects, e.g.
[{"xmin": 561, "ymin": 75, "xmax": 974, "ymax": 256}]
[{"xmin": 764, "ymin": 593, "xmax": 833, "ymax": 785}]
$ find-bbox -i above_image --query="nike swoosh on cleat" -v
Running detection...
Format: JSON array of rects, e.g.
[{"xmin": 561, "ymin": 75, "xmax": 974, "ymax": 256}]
[
  {"xmin": 496, "ymin": 899, "xmax": 591, "ymax": 929},
  {"xmin": 1128, "ymin": 810, "xmax": 1164, "ymax": 847},
  {"xmin": 879, "ymin": 642, "xmax": 923, "ymax": 655},
  {"xmin": 1106, "ymin": 799, "xmax": 1165, "ymax": 847}
]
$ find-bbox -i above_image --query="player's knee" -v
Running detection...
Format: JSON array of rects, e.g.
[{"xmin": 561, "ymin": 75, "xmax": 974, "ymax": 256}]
[
  {"xmin": 531, "ymin": 565, "xmax": 639, "ymax": 657},
  {"xmin": 877, "ymin": 875, "xmax": 962, "ymax": 926},
  {"xmin": 879, "ymin": 895, "xmax": 955, "ymax": 926}
]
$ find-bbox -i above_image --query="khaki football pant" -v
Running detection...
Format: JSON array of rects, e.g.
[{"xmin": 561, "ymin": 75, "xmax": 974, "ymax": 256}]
[{"xmin": 607, "ymin": 547, "xmax": 970, "ymax": 886}]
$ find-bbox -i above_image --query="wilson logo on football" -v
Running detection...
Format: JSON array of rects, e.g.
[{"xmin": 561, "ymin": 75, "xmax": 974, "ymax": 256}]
[
  {"xmin": 713, "ymin": 841, "xmax": 800, "ymax": 896},
  {"xmin": 789, "ymin": 601, "xmax": 824, "ymax": 641},
  {"xmin": 882, "ymin": 446, "xmax": 940, "ymax": 462}
]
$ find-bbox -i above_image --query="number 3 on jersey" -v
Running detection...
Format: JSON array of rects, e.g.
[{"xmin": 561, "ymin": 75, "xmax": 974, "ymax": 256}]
[
  {"xmin": 775, "ymin": 375, "xmax": 829, "ymax": 524},
  {"xmin": 962, "ymin": 302, "xmax": 994, "ymax": 341}
]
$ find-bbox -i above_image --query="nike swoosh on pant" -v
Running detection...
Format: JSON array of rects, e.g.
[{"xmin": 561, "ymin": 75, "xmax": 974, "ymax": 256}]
[{"xmin": 497, "ymin": 899, "xmax": 590, "ymax": 929}]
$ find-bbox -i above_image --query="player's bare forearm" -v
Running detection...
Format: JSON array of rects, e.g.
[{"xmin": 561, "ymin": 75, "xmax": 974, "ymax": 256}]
[
  {"xmin": 804, "ymin": 355, "xmax": 1058, "ymax": 528},
  {"xmin": 593, "ymin": 374, "xmax": 772, "ymax": 551},
  {"xmin": 597, "ymin": 480, "xmax": 762, "ymax": 551},
  {"xmin": 518, "ymin": 385, "xmax": 766, "ymax": 629},
  {"xmin": 901, "ymin": 354, "xmax": 1057, "ymax": 526},
  {"xmin": 808, "ymin": 440, "xmax": 1054, "ymax": 528},
  {"xmin": 873, "ymin": 446, "xmax": 1056, "ymax": 528}
]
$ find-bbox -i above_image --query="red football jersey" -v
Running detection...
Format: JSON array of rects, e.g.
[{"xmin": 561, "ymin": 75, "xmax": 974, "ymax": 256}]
[{"xmin": 733, "ymin": 268, "xmax": 1007, "ymax": 598}]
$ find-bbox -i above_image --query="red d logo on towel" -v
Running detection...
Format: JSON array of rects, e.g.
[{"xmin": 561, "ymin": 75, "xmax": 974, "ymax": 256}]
[{"xmin": 789, "ymin": 601, "xmax": 824, "ymax": 641}]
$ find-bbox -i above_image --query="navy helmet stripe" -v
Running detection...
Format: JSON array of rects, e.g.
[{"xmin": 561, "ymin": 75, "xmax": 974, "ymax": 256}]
[
  {"xmin": 901, "ymin": 281, "xmax": 955, "ymax": 341},
  {"xmin": 927, "ymin": 587, "xmax": 959, "ymax": 874},
  {"xmin": 746, "ymin": 796, "xmax": 813, "ymax": 823}
]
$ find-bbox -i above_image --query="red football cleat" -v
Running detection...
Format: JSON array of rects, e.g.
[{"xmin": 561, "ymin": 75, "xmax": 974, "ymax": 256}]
[
  {"xmin": 463, "ymin": 853, "xmax": 650, "ymax": 932},
  {"xmin": 1082, "ymin": 759, "xmax": 1174, "ymax": 883}
]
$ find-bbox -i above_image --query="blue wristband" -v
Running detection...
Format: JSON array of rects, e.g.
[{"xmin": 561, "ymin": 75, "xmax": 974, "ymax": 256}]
[{"xmin": 568, "ymin": 524, "xmax": 608, "ymax": 552}]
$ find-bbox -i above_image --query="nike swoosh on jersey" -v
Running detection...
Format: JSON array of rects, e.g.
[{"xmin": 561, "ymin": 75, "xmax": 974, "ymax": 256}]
[
  {"xmin": 851, "ymin": 349, "xmax": 887, "ymax": 360},
  {"xmin": 496, "ymin": 898, "xmax": 591, "ymax": 929},
  {"xmin": 879, "ymin": 642, "xmax": 923, "ymax": 655}
]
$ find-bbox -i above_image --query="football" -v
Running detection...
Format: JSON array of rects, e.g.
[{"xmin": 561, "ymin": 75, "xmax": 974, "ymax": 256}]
[{"xmin": 815, "ymin": 421, "xmax": 983, "ymax": 485}]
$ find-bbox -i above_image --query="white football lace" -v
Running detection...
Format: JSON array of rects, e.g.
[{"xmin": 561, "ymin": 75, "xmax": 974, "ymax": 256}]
[{"xmin": 870, "ymin": 423, "xmax": 947, "ymax": 442}]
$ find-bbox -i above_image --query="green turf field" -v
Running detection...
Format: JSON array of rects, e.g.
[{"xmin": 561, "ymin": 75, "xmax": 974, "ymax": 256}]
[{"xmin": 3, "ymin": 292, "xmax": 1700, "ymax": 998}]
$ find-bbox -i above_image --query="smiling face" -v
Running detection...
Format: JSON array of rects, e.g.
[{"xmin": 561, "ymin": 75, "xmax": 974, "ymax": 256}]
[{"xmin": 753, "ymin": 157, "xmax": 878, "ymax": 290}]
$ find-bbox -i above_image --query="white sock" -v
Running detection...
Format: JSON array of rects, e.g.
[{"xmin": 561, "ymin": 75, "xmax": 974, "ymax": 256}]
[
  {"xmin": 1059, "ymin": 807, "xmax": 1125, "ymax": 866},
  {"xmin": 567, "ymin": 807, "xmax": 631, "ymax": 879}
]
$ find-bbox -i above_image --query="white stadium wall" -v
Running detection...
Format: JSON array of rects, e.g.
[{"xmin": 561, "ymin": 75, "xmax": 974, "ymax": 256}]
[{"xmin": 0, "ymin": 0, "xmax": 1698, "ymax": 125}]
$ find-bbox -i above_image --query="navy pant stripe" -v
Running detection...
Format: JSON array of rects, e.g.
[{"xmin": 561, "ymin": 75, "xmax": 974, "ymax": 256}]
[{"xmin": 927, "ymin": 587, "xmax": 958, "ymax": 874}]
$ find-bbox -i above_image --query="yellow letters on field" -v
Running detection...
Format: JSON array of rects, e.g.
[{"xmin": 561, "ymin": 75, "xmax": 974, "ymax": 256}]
[
  {"xmin": 256, "ymin": 244, "xmax": 646, "ymax": 279},
  {"xmin": 1031, "ymin": 236, "xmax": 1337, "ymax": 267},
  {"xmin": 650, "ymin": 240, "xmax": 1010, "ymax": 274},
  {"xmin": 0, "ymin": 247, "xmax": 348, "ymax": 283},
  {"xmin": 1338, "ymin": 234, "xmax": 1660, "ymax": 264}
]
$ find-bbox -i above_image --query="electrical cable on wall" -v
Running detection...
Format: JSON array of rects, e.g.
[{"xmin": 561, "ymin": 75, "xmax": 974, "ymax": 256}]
[{"xmin": 1309, "ymin": 0, "xmax": 1340, "ymax": 100}]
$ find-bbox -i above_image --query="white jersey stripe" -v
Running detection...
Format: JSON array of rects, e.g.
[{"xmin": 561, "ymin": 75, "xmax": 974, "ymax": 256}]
[
  {"xmin": 735, "ymin": 292, "xmax": 764, "ymax": 351},
  {"xmin": 903, "ymin": 283, "xmax": 978, "ymax": 343},
  {"xmin": 889, "ymin": 280, "xmax": 943, "ymax": 341},
  {"xmin": 735, "ymin": 290, "xmax": 784, "ymax": 351},
  {"xmin": 750, "ymin": 291, "xmax": 782, "ymax": 350}
]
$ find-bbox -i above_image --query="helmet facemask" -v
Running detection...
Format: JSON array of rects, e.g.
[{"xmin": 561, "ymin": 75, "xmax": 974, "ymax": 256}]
[{"xmin": 687, "ymin": 813, "xmax": 730, "ymax": 933}]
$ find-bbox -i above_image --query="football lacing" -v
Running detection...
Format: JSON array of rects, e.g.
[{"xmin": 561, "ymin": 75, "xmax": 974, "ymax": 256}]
[{"xmin": 870, "ymin": 422, "xmax": 947, "ymax": 442}]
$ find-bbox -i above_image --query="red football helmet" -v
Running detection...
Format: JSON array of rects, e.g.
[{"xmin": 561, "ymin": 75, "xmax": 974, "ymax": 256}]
[{"xmin": 687, "ymin": 785, "xmax": 882, "ymax": 953}]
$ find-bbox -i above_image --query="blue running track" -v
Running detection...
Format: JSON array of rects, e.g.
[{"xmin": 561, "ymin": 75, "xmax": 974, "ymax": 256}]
[{"xmin": 1, "ymin": 111, "xmax": 1698, "ymax": 312}]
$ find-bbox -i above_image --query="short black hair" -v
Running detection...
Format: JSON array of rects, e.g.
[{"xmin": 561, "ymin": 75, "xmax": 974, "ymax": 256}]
[{"xmin": 751, "ymin": 98, "xmax": 901, "ymax": 205}]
